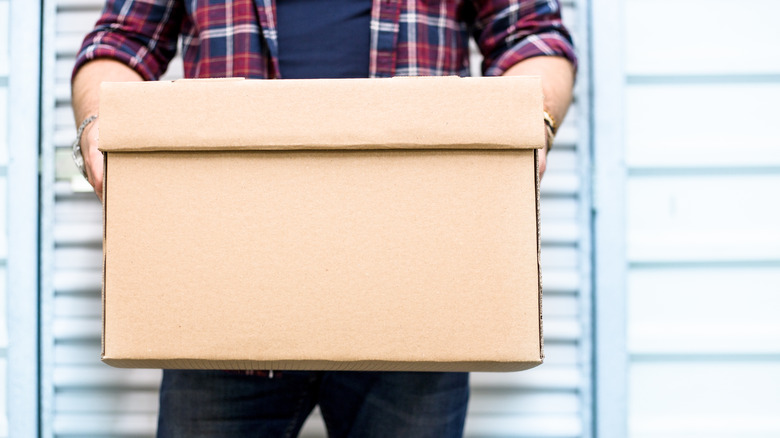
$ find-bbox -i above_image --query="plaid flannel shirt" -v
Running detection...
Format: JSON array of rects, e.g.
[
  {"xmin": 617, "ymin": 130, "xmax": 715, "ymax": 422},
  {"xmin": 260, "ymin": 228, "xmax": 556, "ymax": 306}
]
[{"xmin": 74, "ymin": 0, "xmax": 576, "ymax": 80}]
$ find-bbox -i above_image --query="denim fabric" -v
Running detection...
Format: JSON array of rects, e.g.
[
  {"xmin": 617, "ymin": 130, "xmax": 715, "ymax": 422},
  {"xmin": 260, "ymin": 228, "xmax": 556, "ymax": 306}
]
[{"xmin": 157, "ymin": 369, "xmax": 469, "ymax": 438}]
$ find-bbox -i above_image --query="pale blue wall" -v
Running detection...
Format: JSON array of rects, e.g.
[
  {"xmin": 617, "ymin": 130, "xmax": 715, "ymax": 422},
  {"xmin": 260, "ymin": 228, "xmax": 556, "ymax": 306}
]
[
  {"xmin": 0, "ymin": 0, "xmax": 9, "ymax": 433},
  {"xmin": 6, "ymin": 0, "xmax": 42, "ymax": 436},
  {"xmin": 594, "ymin": 0, "xmax": 780, "ymax": 437}
]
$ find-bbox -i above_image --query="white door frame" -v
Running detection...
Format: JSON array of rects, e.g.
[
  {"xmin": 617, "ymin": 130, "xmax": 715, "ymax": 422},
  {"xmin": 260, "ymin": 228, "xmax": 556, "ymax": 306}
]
[
  {"xmin": 7, "ymin": 0, "xmax": 43, "ymax": 436},
  {"xmin": 590, "ymin": 0, "xmax": 629, "ymax": 437}
]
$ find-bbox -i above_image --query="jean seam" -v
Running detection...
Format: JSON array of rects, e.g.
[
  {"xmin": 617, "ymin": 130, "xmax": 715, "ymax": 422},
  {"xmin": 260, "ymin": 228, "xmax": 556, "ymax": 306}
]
[{"xmin": 281, "ymin": 375, "xmax": 317, "ymax": 438}]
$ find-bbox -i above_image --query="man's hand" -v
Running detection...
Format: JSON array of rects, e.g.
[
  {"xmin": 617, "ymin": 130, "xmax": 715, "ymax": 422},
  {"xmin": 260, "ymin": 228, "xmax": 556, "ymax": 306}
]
[
  {"xmin": 72, "ymin": 59, "xmax": 143, "ymax": 202},
  {"xmin": 81, "ymin": 119, "xmax": 104, "ymax": 201},
  {"xmin": 502, "ymin": 56, "xmax": 574, "ymax": 180},
  {"xmin": 539, "ymin": 132, "xmax": 549, "ymax": 178}
]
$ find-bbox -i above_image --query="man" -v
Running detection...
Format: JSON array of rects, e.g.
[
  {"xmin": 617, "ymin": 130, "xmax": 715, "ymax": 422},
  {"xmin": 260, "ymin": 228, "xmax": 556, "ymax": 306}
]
[{"xmin": 72, "ymin": 1, "xmax": 576, "ymax": 436}]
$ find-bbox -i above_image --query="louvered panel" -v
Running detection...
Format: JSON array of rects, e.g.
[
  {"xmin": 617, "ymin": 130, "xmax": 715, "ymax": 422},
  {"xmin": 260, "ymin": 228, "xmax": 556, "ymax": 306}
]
[
  {"xmin": 56, "ymin": 390, "xmax": 158, "ymax": 413},
  {"xmin": 54, "ymin": 366, "xmax": 161, "ymax": 389},
  {"xmin": 53, "ymin": 413, "xmax": 157, "ymax": 436},
  {"xmin": 57, "ymin": 0, "xmax": 105, "ymax": 6},
  {"xmin": 56, "ymin": 10, "xmax": 101, "ymax": 34},
  {"xmin": 54, "ymin": 412, "xmax": 328, "ymax": 437},
  {"xmin": 472, "ymin": 365, "xmax": 581, "ymax": 391},
  {"xmin": 465, "ymin": 414, "xmax": 582, "ymax": 437},
  {"xmin": 54, "ymin": 269, "xmax": 102, "ymax": 293},
  {"xmin": 469, "ymin": 391, "xmax": 580, "ymax": 415}
]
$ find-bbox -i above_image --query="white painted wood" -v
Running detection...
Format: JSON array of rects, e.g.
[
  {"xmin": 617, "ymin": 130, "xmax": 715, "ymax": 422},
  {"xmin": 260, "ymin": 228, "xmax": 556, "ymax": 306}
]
[
  {"xmin": 468, "ymin": 391, "xmax": 580, "ymax": 415},
  {"xmin": 54, "ymin": 366, "xmax": 161, "ymax": 389},
  {"xmin": 53, "ymin": 413, "xmax": 158, "ymax": 435},
  {"xmin": 56, "ymin": 10, "xmax": 101, "ymax": 35},
  {"xmin": 625, "ymin": 0, "xmax": 780, "ymax": 76},
  {"xmin": 0, "ymin": 1, "xmax": 7, "ymax": 77},
  {"xmin": 56, "ymin": 390, "xmax": 158, "ymax": 413},
  {"xmin": 7, "ymin": 0, "xmax": 42, "ymax": 435},
  {"xmin": 54, "ymin": 269, "xmax": 102, "ymax": 293},
  {"xmin": 592, "ymin": 0, "xmax": 629, "ymax": 437},
  {"xmin": 0, "ymin": 88, "xmax": 7, "ymax": 166},
  {"xmin": 627, "ymin": 174, "xmax": 780, "ymax": 262},
  {"xmin": 628, "ymin": 267, "xmax": 780, "ymax": 354},
  {"xmin": 0, "ymin": 358, "xmax": 7, "ymax": 437},
  {"xmin": 465, "ymin": 414, "xmax": 582, "ymax": 437},
  {"xmin": 626, "ymin": 83, "xmax": 780, "ymax": 168},
  {"xmin": 629, "ymin": 361, "xmax": 780, "ymax": 437},
  {"xmin": 472, "ymin": 365, "xmax": 581, "ymax": 390},
  {"xmin": 0, "ymin": 268, "xmax": 7, "ymax": 348},
  {"xmin": 0, "ymin": 178, "xmax": 5, "ymax": 259}
]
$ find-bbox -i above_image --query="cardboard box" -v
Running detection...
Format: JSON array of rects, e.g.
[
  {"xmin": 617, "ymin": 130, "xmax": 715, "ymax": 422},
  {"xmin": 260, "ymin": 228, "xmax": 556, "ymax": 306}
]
[{"xmin": 99, "ymin": 76, "xmax": 544, "ymax": 372}]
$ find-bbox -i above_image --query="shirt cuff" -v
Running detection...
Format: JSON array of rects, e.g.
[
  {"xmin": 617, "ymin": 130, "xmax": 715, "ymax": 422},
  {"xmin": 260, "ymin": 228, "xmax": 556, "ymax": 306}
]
[
  {"xmin": 73, "ymin": 38, "xmax": 160, "ymax": 83},
  {"xmin": 485, "ymin": 31, "xmax": 578, "ymax": 77}
]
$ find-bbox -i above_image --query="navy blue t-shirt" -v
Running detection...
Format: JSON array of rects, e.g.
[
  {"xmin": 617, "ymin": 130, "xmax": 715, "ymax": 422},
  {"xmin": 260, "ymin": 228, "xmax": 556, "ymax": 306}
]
[{"xmin": 276, "ymin": 0, "xmax": 372, "ymax": 79}]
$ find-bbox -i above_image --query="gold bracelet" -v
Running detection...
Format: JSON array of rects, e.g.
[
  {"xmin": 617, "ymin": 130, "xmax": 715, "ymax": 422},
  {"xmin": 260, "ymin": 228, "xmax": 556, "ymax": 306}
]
[
  {"xmin": 544, "ymin": 122, "xmax": 555, "ymax": 152},
  {"xmin": 543, "ymin": 110, "xmax": 558, "ymax": 136}
]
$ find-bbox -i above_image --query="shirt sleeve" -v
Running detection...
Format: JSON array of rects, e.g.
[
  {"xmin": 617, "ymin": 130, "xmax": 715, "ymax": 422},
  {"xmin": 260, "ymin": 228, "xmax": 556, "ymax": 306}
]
[
  {"xmin": 72, "ymin": 0, "xmax": 184, "ymax": 82},
  {"xmin": 470, "ymin": 0, "xmax": 577, "ymax": 76}
]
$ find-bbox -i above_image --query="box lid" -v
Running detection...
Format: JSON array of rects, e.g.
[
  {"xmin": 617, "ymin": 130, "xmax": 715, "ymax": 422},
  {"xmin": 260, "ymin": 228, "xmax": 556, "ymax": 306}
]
[{"xmin": 99, "ymin": 76, "xmax": 544, "ymax": 152}]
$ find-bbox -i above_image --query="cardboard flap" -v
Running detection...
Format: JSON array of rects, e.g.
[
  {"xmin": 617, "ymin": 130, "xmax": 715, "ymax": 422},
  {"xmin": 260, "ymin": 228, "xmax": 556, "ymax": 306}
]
[{"xmin": 99, "ymin": 76, "xmax": 544, "ymax": 152}]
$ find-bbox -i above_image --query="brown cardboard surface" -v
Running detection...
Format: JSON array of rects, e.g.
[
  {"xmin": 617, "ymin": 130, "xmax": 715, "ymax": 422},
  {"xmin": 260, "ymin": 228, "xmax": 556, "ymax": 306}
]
[
  {"xmin": 99, "ymin": 76, "xmax": 544, "ymax": 152},
  {"xmin": 100, "ymin": 77, "xmax": 544, "ymax": 372}
]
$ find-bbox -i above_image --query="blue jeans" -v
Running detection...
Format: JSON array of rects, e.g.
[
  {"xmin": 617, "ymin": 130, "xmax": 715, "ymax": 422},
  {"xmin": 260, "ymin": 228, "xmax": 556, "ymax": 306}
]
[{"xmin": 157, "ymin": 370, "xmax": 469, "ymax": 438}]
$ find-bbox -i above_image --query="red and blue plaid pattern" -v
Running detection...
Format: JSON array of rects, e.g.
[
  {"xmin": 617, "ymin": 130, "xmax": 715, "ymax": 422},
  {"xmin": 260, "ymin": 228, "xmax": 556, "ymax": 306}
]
[{"xmin": 75, "ymin": 0, "xmax": 575, "ymax": 80}]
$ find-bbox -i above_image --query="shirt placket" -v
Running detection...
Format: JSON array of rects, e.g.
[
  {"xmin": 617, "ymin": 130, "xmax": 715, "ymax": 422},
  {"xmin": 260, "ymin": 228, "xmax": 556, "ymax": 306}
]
[
  {"xmin": 369, "ymin": 0, "xmax": 402, "ymax": 78},
  {"xmin": 252, "ymin": 0, "xmax": 281, "ymax": 78}
]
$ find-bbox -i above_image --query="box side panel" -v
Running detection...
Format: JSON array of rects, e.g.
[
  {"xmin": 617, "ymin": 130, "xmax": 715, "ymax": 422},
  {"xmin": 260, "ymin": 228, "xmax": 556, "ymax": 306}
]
[{"xmin": 103, "ymin": 150, "xmax": 540, "ymax": 370}]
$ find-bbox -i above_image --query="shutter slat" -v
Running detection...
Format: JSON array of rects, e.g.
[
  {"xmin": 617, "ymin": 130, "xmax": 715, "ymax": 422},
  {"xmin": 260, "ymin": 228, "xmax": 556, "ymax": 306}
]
[
  {"xmin": 56, "ymin": 390, "xmax": 158, "ymax": 414},
  {"xmin": 54, "ymin": 270, "xmax": 102, "ymax": 293},
  {"xmin": 471, "ymin": 366, "xmax": 581, "ymax": 390},
  {"xmin": 468, "ymin": 391, "xmax": 580, "ymax": 415},
  {"xmin": 53, "ymin": 414, "xmax": 157, "ymax": 436},
  {"xmin": 465, "ymin": 414, "xmax": 582, "ymax": 437},
  {"xmin": 54, "ymin": 366, "xmax": 161, "ymax": 389}
]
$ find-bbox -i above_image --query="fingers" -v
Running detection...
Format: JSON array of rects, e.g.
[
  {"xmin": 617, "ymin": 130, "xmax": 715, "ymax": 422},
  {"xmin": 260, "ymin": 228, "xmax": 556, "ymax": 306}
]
[{"xmin": 82, "ymin": 122, "xmax": 104, "ymax": 202}]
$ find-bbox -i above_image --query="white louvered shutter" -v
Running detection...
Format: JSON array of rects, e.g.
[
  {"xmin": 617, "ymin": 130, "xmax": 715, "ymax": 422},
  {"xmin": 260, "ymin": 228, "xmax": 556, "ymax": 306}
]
[{"xmin": 41, "ymin": 1, "xmax": 591, "ymax": 436}]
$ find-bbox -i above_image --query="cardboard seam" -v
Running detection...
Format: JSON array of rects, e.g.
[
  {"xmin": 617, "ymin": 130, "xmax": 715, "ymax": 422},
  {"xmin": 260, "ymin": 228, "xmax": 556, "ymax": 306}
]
[
  {"xmin": 101, "ymin": 358, "xmax": 542, "ymax": 372},
  {"xmin": 101, "ymin": 153, "xmax": 108, "ymax": 360},
  {"xmin": 99, "ymin": 144, "xmax": 544, "ymax": 153},
  {"xmin": 535, "ymin": 148, "xmax": 544, "ymax": 361}
]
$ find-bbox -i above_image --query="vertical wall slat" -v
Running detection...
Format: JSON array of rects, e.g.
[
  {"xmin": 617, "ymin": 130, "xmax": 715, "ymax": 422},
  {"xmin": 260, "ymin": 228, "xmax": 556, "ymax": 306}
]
[{"xmin": 7, "ymin": 0, "xmax": 43, "ymax": 436}]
